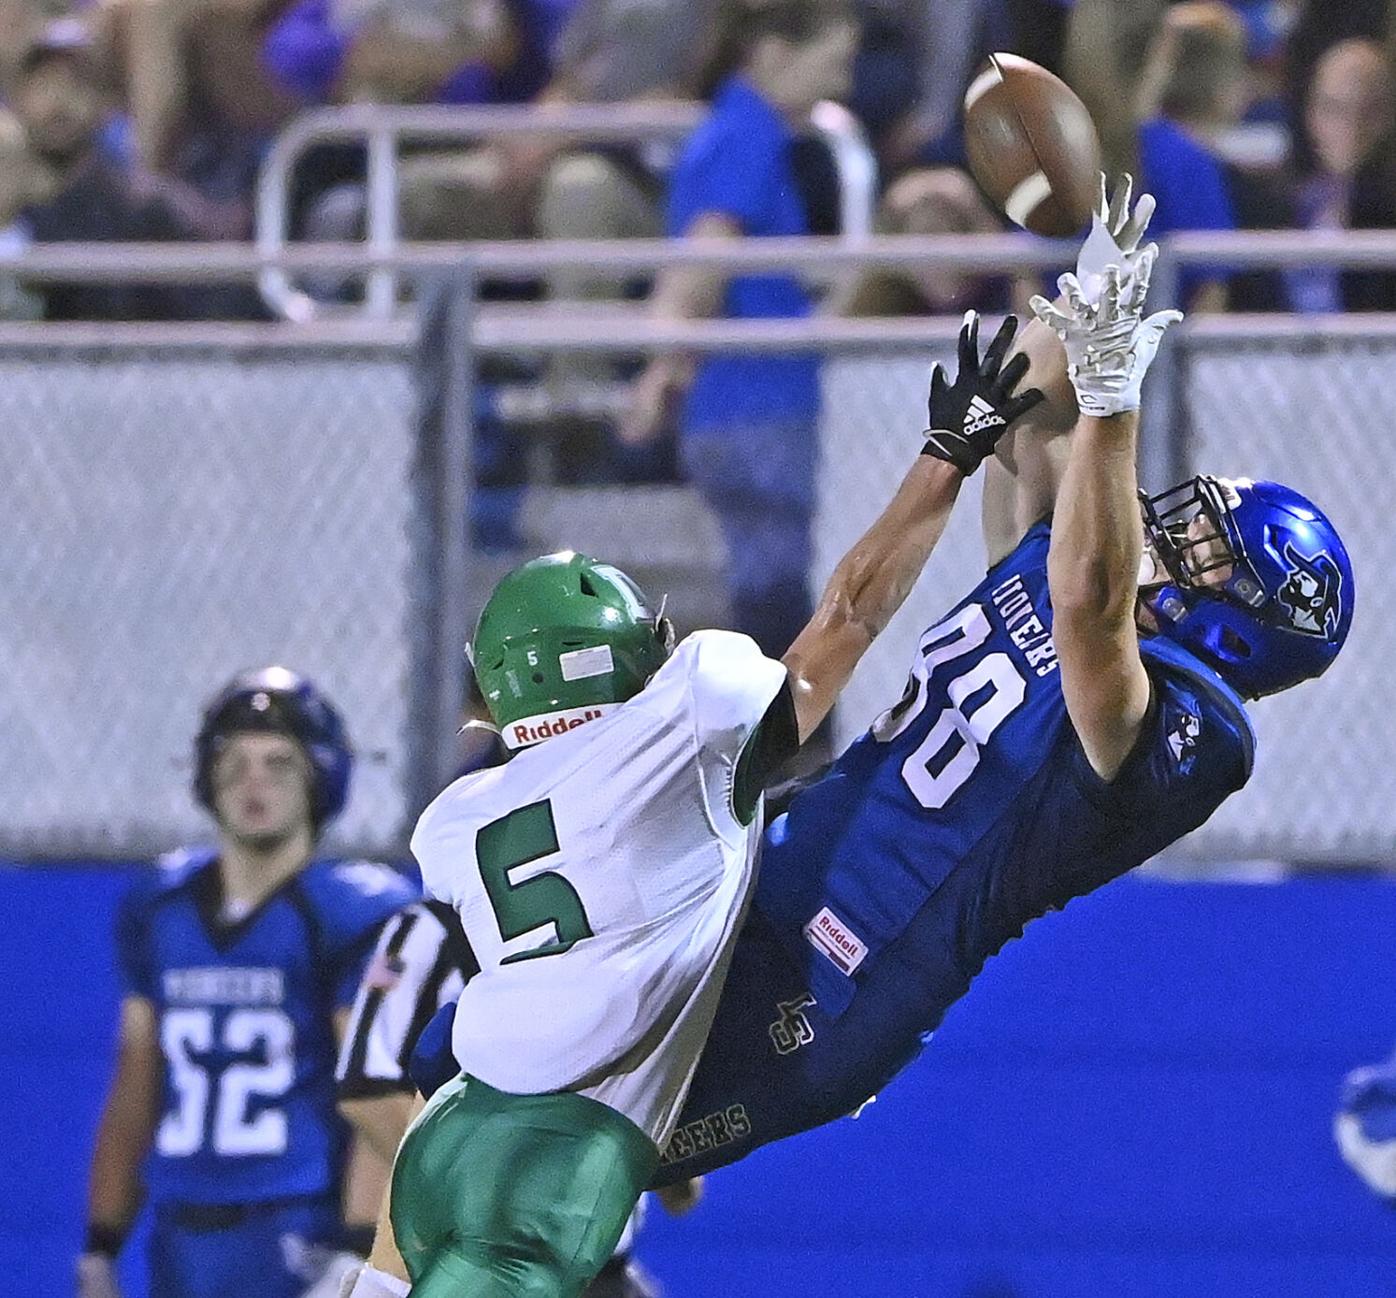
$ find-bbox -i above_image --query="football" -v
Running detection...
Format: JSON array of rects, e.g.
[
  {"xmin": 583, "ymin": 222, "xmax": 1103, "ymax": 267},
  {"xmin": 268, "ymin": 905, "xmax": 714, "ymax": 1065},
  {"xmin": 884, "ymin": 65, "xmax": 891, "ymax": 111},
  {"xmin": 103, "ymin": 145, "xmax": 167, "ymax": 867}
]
[{"xmin": 962, "ymin": 52, "xmax": 1101, "ymax": 237}]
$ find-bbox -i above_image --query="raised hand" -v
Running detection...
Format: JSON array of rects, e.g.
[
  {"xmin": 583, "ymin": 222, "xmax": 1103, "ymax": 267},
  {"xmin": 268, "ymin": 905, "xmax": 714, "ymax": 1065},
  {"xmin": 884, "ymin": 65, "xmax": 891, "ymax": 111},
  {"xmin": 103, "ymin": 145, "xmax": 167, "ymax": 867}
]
[
  {"xmin": 921, "ymin": 311, "xmax": 1045, "ymax": 475},
  {"xmin": 1076, "ymin": 172, "xmax": 1158, "ymax": 307},
  {"xmin": 1030, "ymin": 258, "xmax": 1182, "ymax": 418}
]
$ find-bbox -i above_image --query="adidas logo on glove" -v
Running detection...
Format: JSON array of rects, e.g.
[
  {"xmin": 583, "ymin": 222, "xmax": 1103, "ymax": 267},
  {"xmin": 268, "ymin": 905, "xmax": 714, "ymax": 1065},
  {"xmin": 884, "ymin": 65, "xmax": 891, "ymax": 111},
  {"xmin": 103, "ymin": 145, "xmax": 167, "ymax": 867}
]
[{"xmin": 964, "ymin": 395, "xmax": 1006, "ymax": 439}]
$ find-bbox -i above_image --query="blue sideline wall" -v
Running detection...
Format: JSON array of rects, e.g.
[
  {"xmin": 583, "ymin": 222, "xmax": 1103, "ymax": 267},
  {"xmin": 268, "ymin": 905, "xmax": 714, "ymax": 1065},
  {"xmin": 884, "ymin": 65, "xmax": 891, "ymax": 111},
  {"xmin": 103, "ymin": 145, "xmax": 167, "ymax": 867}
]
[{"xmin": 5, "ymin": 863, "xmax": 1395, "ymax": 1298}]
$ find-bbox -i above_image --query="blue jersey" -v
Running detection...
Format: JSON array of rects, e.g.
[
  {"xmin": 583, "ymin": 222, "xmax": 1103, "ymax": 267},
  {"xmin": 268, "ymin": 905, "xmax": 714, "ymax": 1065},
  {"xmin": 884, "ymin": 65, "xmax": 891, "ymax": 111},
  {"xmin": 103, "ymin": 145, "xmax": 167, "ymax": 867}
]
[
  {"xmin": 757, "ymin": 522, "xmax": 1256, "ymax": 1022},
  {"xmin": 116, "ymin": 850, "xmax": 416, "ymax": 1205}
]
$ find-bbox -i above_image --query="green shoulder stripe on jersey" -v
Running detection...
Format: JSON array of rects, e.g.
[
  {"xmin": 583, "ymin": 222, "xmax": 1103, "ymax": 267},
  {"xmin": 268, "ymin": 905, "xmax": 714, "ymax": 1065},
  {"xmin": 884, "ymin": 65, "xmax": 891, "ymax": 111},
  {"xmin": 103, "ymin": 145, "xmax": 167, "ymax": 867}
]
[{"xmin": 733, "ymin": 679, "xmax": 800, "ymax": 826}]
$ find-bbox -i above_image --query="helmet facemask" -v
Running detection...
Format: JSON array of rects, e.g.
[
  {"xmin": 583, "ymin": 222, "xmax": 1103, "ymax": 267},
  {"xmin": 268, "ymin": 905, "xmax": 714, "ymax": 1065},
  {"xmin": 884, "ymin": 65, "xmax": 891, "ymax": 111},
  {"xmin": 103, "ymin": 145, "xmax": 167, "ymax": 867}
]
[
  {"xmin": 1136, "ymin": 476, "xmax": 1353, "ymax": 698},
  {"xmin": 1139, "ymin": 477, "xmax": 1266, "ymax": 613}
]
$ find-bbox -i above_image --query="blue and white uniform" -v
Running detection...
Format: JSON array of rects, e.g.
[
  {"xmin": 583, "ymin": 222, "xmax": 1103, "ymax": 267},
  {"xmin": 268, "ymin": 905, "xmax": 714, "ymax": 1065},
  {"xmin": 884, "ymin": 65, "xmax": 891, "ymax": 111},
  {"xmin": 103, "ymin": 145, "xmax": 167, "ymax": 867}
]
[
  {"xmin": 116, "ymin": 848, "xmax": 415, "ymax": 1298},
  {"xmin": 651, "ymin": 522, "xmax": 1256, "ymax": 1179}
]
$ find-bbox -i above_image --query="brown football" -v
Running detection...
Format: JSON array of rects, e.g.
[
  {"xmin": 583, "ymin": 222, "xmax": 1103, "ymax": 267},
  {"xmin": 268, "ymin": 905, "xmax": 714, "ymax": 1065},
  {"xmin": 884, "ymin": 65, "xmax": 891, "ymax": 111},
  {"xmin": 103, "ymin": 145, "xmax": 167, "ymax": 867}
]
[{"xmin": 962, "ymin": 52, "xmax": 1101, "ymax": 237}]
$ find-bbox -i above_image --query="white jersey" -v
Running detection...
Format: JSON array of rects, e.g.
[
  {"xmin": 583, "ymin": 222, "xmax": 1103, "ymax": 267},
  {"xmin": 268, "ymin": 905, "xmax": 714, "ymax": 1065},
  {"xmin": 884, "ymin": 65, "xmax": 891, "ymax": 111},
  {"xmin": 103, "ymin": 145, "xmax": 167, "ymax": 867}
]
[{"xmin": 411, "ymin": 629, "xmax": 787, "ymax": 1145}]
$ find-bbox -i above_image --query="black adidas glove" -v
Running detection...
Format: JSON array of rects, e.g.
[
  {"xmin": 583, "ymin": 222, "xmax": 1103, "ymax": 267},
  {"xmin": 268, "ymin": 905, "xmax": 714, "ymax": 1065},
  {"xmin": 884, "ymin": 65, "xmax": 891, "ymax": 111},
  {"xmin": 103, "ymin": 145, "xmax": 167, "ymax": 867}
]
[{"xmin": 921, "ymin": 312, "xmax": 1045, "ymax": 476}]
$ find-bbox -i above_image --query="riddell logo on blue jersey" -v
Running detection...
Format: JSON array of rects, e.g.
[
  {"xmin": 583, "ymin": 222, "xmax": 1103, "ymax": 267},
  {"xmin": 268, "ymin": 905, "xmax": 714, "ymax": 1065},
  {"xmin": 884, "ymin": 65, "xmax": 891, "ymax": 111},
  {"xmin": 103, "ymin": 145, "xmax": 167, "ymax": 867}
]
[{"xmin": 804, "ymin": 906, "xmax": 868, "ymax": 976}]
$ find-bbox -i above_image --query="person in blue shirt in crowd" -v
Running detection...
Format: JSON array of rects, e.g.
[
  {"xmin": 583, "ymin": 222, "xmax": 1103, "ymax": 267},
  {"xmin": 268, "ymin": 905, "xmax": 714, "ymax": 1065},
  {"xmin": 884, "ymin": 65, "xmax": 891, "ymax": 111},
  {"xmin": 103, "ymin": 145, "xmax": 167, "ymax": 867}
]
[
  {"xmin": 1135, "ymin": 2, "xmax": 1248, "ymax": 311},
  {"xmin": 622, "ymin": 0, "xmax": 860, "ymax": 661},
  {"xmin": 77, "ymin": 668, "xmax": 416, "ymax": 1298}
]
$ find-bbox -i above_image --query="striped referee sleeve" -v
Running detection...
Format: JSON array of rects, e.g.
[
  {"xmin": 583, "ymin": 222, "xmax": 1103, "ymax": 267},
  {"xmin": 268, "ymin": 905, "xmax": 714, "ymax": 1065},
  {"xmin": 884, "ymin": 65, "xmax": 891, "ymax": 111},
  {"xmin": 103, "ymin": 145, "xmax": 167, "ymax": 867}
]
[{"xmin": 336, "ymin": 900, "xmax": 477, "ymax": 1099}]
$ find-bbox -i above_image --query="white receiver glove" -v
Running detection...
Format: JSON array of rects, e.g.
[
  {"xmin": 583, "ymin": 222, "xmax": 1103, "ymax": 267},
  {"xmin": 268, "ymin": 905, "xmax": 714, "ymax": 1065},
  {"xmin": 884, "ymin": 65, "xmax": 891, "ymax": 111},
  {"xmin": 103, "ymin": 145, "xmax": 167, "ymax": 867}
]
[
  {"xmin": 299, "ymin": 1251, "xmax": 369, "ymax": 1298},
  {"xmin": 76, "ymin": 1253, "xmax": 123, "ymax": 1298},
  {"xmin": 342, "ymin": 1263, "xmax": 412, "ymax": 1298},
  {"xmin": 1030, "ymin": 252, "xmax": 1183, "ymax": 418},
  {"xmin": 1076, "ymin": 172, "xmax": 1157, "ymax": 307}
]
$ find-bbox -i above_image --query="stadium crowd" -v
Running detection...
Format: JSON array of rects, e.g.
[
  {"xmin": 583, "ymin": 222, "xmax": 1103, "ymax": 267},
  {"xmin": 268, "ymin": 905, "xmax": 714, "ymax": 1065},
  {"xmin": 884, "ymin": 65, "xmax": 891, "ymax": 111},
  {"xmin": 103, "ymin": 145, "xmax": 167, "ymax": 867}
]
[{"xmin": 1, "ymin": 0, "xmax": 1396, "ymax": 317}]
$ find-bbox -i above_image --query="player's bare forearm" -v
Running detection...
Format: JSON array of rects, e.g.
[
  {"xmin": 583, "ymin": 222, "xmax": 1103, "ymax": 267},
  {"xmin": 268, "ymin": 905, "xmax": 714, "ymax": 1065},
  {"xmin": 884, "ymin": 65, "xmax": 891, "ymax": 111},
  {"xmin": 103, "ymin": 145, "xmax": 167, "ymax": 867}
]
[
  {"xmin": 784, "ymin": 456, "xmax": 963, "ymax": 740},
  {"xmin": 365, "ymin": 1092, "xmax": 427, "ymax": 1285},
  {"xmin": 1049, "ymin": 411, "xmax": 1142, "ymax": 624},
  {"xmin": 983, "ymin": 304, "xmax": 1080, "ymax": 564},
  {"xmin": 87, "ymin": 998, "xmax": 161, "ymax": 1236},
  {"xmin": 1048, "ymin": 411, "xmax": 1152, "ymax": 776},
  {"xmin": 343, "ymin": 1132, "xmax": 393, "ymax": 1237},
  {"xmin": 340, "ymin": 1091, "xmax": 419, "ymax": 1165}
]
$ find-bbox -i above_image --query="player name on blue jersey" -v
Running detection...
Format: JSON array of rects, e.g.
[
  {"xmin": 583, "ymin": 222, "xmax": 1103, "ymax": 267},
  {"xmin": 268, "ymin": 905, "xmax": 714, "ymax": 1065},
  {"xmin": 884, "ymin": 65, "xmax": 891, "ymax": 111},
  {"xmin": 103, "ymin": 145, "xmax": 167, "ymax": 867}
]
[
  {"xmin": 162, "ymin": 967, "xmax": 287, "ymax": 1007},
  {"xmin": 990, "ymin": 571, "xmax": 1059, "ymax": 676}
]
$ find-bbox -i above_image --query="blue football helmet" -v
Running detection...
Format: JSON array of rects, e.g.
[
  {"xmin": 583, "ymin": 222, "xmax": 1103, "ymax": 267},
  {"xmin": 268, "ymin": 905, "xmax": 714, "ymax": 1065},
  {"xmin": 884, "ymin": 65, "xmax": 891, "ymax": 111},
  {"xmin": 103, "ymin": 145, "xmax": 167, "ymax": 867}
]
[
  {"xmin": 194, "ymin": 666, "xmax": 353, "ymax": 830},
  {"xmin": 1138, "ymin": 476, "xmax": 1354, "ymax": 699}
]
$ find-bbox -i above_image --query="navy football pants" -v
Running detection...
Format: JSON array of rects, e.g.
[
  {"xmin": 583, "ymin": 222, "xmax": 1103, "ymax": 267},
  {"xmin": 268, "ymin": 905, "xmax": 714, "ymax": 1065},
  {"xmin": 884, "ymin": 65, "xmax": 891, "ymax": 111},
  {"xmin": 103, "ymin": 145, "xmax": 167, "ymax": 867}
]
[{"xmin": 149, "ymin": 1195, "xmax": 340, "ymax": 1298}]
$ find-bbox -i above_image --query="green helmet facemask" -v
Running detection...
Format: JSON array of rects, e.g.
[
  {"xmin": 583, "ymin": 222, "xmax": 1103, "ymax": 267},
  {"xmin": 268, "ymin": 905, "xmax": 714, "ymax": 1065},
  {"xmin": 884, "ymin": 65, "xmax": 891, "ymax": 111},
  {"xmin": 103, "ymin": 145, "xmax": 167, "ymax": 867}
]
[{"xmin": 471, "ymin": 551, "xmax": 675, "ymax": 750}]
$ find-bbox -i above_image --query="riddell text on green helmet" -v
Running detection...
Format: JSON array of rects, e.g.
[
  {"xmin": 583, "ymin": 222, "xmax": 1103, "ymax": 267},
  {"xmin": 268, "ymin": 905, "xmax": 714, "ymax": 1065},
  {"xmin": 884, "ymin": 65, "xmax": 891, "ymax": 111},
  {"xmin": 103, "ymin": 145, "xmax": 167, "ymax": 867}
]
[{"xmin": 471, "ymin": 551, "xmax": 674, "ymax": 749}]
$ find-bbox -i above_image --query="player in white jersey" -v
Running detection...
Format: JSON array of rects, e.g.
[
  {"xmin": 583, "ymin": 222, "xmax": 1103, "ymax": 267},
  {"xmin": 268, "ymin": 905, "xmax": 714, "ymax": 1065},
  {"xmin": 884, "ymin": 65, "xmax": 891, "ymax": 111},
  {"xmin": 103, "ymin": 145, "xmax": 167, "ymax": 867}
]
[
  {"xmin": 334, "ymin": 899, "xmax": 700, "ymax": 1298},
  {"xmin": 354, "ymin": 310, "xmax": 1045, "ymax": 1298}
]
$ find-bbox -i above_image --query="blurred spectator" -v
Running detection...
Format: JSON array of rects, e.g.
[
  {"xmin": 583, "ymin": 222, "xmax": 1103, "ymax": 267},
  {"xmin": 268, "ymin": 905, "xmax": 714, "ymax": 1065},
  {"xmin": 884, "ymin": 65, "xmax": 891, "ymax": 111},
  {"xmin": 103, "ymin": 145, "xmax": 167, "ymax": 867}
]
[
  {"xmin": 263, "ymin": 0, "xmax": 520, "ymax": 241},
  {"xmin": 1284, "ymin": 0, "xmax": 1387, "ymax": 171},
  {"xmin": 3, "ymin": 23, "xmax": 200, "ymax": 320},
  {"xmin": 1135, "ymin": 2, "xmax": 1249, "ymax": 311},
  {"xmin": 1063, "ymin": 0, "xmax": 1170, "ymax": 175},
  {"xmin": 834, "ymin": 166, "xmax": 1028, "ymax": 316},
  {"xmin": 527, "ymin": 0, "xmax": 727, "ymax": 297},
  {"xmin": 102, "ymin": 0, "xmax": 303, "ymax": 236},
  {"xmin": 1286, "ymin": 38, "xmax": 1394, "ymax": 312},
  {"xmin": 263, "ymin": 0, "xmax": 518, "ymax": 109},
  {"xmin": 621, "ymin": 0, "xmax": 859, "ymax": 660},
  {"xmin": 850, "ymin": 0, "xmax": 1014, "ymax": 175}
]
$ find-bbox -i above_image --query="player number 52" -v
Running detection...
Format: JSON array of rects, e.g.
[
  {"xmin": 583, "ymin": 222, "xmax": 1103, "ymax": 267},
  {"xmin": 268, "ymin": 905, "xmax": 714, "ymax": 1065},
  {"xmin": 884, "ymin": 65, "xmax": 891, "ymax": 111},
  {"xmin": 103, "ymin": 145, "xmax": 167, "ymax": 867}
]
[{"xmin": 158, "ymin": 1007, "xmax": 295, "ymax": 1157}]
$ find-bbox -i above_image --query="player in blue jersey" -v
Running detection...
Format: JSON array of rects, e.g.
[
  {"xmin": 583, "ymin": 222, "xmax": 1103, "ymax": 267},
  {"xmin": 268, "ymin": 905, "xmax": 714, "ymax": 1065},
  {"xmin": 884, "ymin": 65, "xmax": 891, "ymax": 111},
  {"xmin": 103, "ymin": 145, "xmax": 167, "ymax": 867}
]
[
  {"xmin": 78, "ymin": 668, "xmax": 417, "ymax": 1298},
  {"xmin": 641, "ymin": 178, "xmax": 1356, "ymax": 1181}
]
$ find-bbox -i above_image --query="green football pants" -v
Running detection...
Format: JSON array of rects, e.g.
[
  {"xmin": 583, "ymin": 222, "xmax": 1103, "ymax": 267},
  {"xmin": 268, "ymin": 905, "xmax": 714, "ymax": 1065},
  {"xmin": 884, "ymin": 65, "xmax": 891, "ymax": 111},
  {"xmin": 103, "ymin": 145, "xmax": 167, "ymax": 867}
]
[{"xmin": 391, "ymin": 1074, "xmax": 659, "ymax": 1298}]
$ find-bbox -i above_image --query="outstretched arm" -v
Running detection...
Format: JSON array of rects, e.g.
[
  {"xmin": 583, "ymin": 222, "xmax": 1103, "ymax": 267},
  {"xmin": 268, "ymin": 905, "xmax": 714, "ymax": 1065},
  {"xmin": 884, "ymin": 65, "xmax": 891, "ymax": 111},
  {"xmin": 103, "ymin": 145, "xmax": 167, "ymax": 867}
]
[
  {"xmin": 783, "ymin": 314, "xmax": 1043, "ymax": 742},
  {"xmin": 1032, "ymin": 247, "xmax": 1182, "ymax": 779},
  {"xmin": 984, "ymin": 175, "xmax": 1160, "ymax": 566}
]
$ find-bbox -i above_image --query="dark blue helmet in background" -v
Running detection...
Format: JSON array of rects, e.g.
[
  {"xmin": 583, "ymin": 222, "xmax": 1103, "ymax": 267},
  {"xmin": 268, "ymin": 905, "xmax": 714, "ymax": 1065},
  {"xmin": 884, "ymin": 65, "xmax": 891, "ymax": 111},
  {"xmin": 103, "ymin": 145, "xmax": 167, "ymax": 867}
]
[
  {"xmin": 194, "ymin": 667, "xmax": 353, "ymax": 831},
  {"xmin": 1139, "ymin": 476, "xmax": 1354, "ymax": 699}
]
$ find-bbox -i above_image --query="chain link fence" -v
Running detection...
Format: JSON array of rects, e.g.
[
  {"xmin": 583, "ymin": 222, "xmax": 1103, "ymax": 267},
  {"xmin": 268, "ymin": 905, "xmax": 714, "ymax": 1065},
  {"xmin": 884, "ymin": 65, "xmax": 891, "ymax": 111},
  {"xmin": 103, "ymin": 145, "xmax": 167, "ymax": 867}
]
[
  {"xmin": 0, "ymin": 330, "xmax": 455, "ymax": 860},
  {"xmin": 459, "ymin": 317, "xmax": 1386, "ymax": 868},
  {"xmin": 1173, "ymin": 325, "xmax": 1394, "ymax": 862},
  {"xmin": 1, "ymin": 288, "xmax": 1388, "ymax": 869}
]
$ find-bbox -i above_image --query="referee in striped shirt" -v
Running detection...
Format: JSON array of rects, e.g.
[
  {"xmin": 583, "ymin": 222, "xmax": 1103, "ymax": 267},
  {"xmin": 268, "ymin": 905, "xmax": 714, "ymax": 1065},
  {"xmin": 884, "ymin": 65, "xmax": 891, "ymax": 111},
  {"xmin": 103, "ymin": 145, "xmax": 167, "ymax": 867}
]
[{"xmin": 335, "ymin": 898, "xmax": 702, "ymax": 1297}]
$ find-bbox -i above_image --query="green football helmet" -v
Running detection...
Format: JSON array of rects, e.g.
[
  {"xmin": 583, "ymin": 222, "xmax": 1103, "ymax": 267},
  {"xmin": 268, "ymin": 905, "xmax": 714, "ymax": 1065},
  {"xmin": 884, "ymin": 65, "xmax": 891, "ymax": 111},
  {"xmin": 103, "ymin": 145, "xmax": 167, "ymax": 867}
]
[{"xmin": 471, "ymin": 551, "xmax": 674, "ymax": 749}]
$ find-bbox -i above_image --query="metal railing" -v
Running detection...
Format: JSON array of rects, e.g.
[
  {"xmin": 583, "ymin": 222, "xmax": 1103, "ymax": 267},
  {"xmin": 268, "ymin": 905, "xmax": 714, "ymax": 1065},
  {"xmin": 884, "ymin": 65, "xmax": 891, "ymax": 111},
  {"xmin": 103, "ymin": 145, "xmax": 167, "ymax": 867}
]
[
  {"xmin": 253, "ymin": 101, "xmax": 880, "ymax": 321},
  {"xmin": 11, "ymin": 226, "xmax": 1396, "ymax": 283}
]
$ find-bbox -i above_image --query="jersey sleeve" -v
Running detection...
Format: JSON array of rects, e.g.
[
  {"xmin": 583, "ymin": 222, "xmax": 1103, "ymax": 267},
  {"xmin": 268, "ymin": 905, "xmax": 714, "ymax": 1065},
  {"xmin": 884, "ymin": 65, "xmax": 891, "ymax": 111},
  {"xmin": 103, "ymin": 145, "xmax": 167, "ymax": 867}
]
[
  {"xmin": 1070, "ymin": 660, "xmax": 1255, "ymax": 823},
  {"xmin": 114, "ymin": 876, "xmax": 156, "ymax": 1001},
  {"xmin": 660, "ymin": 629, "xmax": 791, "ymax": 832},
  {"xmin": 336, "ymin": 901, "xmax": 476, "ymax": 1099},
  {"xmin": 671, "ymin": 630, "xmax": 790, "ymax": 763},
  {"xmin": 302, "ymin": 862, "xmax": 421, "ymax": 1011}
]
